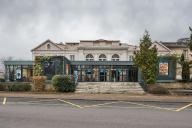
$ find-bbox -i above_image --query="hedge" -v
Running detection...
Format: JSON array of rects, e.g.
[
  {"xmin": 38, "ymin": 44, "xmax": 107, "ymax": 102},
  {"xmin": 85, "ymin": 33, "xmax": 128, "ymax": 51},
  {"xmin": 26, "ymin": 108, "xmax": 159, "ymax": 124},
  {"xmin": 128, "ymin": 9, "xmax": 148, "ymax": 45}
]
[
  {"xmin": 52, "ymin": 75, "xmax": 76, "ymax": 92},
  {"xmin": 0, "ymin": 78, "xmax": 5, "ymax": 82},
  {"xmin": 147, "ymin": 84, "xmax": 169, "ymax": 95},
  {"xmin": 0, "ymin": 82, "xmax": 31, "ymax": 92}
]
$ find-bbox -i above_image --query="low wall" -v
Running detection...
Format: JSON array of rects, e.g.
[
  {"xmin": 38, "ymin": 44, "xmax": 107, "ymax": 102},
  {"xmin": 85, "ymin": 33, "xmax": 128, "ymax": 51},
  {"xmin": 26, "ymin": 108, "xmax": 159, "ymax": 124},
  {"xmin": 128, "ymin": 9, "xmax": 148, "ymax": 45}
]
[
  {"xmin": 31, "ymin": 80, "xmax": 55, "ymax": 92},
  {"xmin": 157, "ymin": 82, "xmax": 192, "ymax": 89}
]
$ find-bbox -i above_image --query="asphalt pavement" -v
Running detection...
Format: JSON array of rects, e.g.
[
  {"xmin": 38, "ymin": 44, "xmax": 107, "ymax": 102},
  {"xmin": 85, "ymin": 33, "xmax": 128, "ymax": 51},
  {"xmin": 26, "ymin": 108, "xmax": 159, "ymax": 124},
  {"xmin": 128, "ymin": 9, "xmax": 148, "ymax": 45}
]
[{"xmin": 0, "ymin": 97, "xmax": 192, "ymax": 128}]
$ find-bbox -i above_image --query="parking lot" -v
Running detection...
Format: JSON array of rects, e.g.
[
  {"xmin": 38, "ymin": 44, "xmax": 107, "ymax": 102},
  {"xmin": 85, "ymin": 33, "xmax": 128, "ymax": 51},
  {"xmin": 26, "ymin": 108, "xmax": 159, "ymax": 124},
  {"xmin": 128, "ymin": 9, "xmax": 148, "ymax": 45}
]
[
  {"xmin": 0, "ymin": 97, "xmax": 192, "ymax": 128},
  {"xmin": 1, "ymin": 97, "xmax": 192, "ymax": 111}
]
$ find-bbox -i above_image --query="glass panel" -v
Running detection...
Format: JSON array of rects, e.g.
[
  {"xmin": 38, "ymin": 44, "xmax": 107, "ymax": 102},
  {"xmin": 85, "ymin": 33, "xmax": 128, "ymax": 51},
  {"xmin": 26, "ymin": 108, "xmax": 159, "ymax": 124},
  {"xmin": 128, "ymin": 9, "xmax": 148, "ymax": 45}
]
[{"xmin": 70, "ymin": 65, "xmax": 138, "ymax": 82}]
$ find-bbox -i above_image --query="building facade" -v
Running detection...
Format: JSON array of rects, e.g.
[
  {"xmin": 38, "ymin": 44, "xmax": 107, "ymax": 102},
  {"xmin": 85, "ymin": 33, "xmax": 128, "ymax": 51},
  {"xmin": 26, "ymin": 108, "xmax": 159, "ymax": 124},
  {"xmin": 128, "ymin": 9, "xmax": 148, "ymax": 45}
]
[
  {"xmin": 4, "ymin": 39, "xmax": 179, "ymax": 82},
  {"xmin": 159, "ymin": 38, "xmax": 192, "ymax": 79},
  {"xmin": 31, "ymin": 39, "xmax": 139, "ymax": 82},
  {"xmin": 31, "ymin": 39, "xmax": 136, "ymax": 62}
]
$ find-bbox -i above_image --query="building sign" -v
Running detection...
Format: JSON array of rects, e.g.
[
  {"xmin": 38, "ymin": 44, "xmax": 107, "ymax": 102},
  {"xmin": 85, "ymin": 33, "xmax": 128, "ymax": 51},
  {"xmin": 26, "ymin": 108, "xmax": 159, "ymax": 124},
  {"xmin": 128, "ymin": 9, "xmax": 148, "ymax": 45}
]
[
  {"xmin": 74, "ymin": 70, "xmax": 78, "ymax": 83},
  {"xmin": 16, "ymin": 68, "xmax": 21, "ymax": 80},
  {"xmin": 159, "ymin": 62, "xmax": 168, "ymax": 76}
]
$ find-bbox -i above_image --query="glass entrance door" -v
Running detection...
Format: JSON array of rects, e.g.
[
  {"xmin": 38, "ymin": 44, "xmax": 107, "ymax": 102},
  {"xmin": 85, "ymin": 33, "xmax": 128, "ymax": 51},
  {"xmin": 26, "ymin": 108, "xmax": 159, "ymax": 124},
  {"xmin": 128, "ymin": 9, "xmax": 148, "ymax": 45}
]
[
  {"xmin": 111, "ymin": 69, "xmax": 120, "ymax": 82},
  {"xmin": 128, "ymin": 66, "xmax": 138, "ymax": 82},
  {"xmin": 99, "ymin": 69, "xmax": 106, "ymax": 81}
]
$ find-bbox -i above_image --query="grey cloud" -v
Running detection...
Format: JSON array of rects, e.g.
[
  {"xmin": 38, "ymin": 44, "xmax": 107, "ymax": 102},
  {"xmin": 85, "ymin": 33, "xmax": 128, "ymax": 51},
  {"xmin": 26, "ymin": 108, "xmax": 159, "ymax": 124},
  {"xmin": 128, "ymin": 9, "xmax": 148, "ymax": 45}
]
[{"xmin": 0, "ymin": 0, "xmax": 192, "ymax": 60}]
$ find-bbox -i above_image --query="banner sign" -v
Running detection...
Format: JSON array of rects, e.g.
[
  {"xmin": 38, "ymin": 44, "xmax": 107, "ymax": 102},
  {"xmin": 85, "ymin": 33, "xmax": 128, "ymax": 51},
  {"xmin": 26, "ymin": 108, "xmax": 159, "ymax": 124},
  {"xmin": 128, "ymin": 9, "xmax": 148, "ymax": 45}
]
[
  {"xmin": 16, "ymin": 68, "xmax": 21, "ymax": 80},
  {"xmin": 159, "ymin": 62, "xmax": 169, "ymax": 76}
]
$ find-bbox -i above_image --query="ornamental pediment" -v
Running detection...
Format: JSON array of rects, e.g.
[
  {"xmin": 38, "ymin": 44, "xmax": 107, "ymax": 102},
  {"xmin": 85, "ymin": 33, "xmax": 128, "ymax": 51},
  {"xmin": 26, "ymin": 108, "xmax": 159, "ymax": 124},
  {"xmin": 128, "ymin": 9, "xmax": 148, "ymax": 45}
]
[
  {"xmin": 31, "ymin": 39, "xmax": 63, "ymax": 51},
  {"xmin": 151, "ymin": 42, "xmax": 171, "ymax": 53}
]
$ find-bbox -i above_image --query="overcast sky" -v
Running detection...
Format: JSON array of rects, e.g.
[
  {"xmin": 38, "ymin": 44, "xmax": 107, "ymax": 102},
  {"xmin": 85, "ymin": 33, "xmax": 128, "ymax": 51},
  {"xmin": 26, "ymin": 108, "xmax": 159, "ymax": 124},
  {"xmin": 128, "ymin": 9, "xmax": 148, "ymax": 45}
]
[{"xmin": 0, "ymin": 0, "xmax": 192, "ymax": 60}]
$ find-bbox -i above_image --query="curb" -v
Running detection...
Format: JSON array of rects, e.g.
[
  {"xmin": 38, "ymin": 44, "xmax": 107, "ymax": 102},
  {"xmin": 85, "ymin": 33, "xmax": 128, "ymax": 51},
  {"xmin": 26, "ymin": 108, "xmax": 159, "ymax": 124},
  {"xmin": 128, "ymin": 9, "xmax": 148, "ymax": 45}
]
[{"xmin": 1, "ymin": 96, "xmax": 192, "ymax": 103}]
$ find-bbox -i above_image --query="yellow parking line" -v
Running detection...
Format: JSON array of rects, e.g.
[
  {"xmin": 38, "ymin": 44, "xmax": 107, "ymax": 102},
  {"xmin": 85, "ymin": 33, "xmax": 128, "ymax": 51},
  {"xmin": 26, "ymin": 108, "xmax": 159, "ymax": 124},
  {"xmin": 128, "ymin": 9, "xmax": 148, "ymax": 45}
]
[
  {"xmin": 84, "ymin": 101, "xmax": 122, "ymax": 108},
  {"xmin": 120, "ymin": 101, "xmax": 176, "ymax": 112},
  {"xmin": 2, "ymin": 97, "xmax": 7, "ymax": 105},
  {"xmin": 57, "ymin": 99, "xmax": 83, "ymax": 109},
  {"xmin": 175, "ymin": 103, "xmax": 192, "ymax": 112},
  {"xmin": 95, "ymin": 105, "xmax": 178, "ymax": 110},
  {"xmin": 26, "ymin": 99, "xmax": 58, "ymax": 103},
  {"xmin": 96, "ymin": 105, "xmax": 149, "ymax": 109}
]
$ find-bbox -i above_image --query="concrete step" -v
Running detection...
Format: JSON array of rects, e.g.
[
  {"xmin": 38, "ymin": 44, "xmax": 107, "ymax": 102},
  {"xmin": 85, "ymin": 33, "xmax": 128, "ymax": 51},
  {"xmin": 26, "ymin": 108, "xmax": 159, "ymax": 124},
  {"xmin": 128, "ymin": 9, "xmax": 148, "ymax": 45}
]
[
  {"xmin": 76, "ymin": 85, "xmax": 142, "ymax": 88},
  {"xmin": 75, "ymin": 82, "xmax": 145, "ymax": 94},
  {"xmin": 76, "ymin": 87, "xmax": 143, "ymax": 90},
  {"xmin": 76, "ymin": 87, "xmax": 142, "ymax": 90},
  {"xmin": 77, "ymin": 82, "xmax": 140, "ymax": 86},
  {"xmin": 75, "ymin": 90, "xmax": 144, "ymax": 94}
]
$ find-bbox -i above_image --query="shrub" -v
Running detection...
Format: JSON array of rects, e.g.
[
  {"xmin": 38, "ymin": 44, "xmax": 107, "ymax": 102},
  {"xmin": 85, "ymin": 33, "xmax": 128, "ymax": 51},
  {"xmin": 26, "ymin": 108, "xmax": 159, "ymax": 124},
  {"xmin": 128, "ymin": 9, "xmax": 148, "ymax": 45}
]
[
  {"xmin": 0, "ymin": 83, "xmax": 6, "ymax": 91},
  {"xmin": 139, "ymin": 81, "xmax": 148, "ymax": 92},
  {"xmin": 179, "ymin": 53, "xmax": 191, "ymax": 83},
  {"xmin": 147, "ymin": 84, "xmax": 169, "ymax": 94},
  {"xmin": 10, "ymin": 83, "xmax": 31, "ymax": 91},
  {"xmin": 181, "ymin": 61, "xmax": 190, "ymax": 82},
  {"xmin": 52, "ymin": 75, "xmax": 63, "ymax": 90},
  {"xmin": 0, "ymin": 78, "xmax": 5, "ymax": 82},
  {"xmin": 0, "ymin": 82, "xmax": 31, "ymax": 91},
  {"xmin": 33, "ymin": 76, "xmax": 47, "ymax": 91},
  {"xmin": 33, "ymin": 63, "xmax": 43, "ymax": 76},
  {"xmin": 52, "ymin": 75, "xmax": 76, "ymax": 92}
]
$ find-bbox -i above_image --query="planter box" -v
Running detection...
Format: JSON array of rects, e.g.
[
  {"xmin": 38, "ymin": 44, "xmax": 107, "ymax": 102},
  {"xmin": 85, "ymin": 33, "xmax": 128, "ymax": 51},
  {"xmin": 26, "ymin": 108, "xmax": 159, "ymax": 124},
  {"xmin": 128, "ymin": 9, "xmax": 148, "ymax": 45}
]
[{"xmin": 32, "ymin": 76, "xmax": 47, "ymax": 91}]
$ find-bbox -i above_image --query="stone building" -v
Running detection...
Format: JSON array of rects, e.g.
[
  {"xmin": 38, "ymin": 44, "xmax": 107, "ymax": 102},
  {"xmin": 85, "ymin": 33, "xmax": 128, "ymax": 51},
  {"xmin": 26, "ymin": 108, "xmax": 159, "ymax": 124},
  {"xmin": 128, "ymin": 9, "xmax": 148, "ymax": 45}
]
[
  {"xmin": 31, "ymin": 39, "xmax": 136, "ymax": 62},
  {"xmin": 157, "ymin": 38, "xmax": 192, "ymax": 79},
  {"xmin": 4, "ymin": 39, "xmax": 178, "ymax": 82}
]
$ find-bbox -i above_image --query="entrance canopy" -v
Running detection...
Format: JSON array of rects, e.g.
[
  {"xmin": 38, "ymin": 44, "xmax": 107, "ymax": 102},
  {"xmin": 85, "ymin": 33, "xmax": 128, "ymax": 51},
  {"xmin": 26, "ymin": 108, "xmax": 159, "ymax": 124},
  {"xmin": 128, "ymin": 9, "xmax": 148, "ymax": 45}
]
[
  {"xmin": 4, "ymin": 61, "xmax": 34, "ymax": 81},
  {"xmin": 71, "ymin": 61, "xmax": 134, "ymax": 65},
  {"xmin": 4, "ymin": 61, "xmax": 34, "ymax": 66}
]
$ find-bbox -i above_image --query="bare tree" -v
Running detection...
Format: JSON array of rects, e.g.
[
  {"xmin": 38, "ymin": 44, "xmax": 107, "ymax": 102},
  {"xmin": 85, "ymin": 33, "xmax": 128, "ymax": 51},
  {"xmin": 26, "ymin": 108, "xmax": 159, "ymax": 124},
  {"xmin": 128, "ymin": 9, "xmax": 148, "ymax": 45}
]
[{"xmin": 0, "ymin": 56, "xmax": 13, "ymax": 73}]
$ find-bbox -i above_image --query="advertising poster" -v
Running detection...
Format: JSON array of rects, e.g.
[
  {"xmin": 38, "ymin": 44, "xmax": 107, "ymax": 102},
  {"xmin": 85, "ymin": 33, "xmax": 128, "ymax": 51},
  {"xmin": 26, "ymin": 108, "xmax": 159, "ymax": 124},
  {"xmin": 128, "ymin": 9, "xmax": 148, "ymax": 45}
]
[
  {"xmin": 16, "ymin": 68, "xmax": 21, "ymax": 79},
  {"xmin": 159, "ymin": 62, "xmax": 169, "ymax": 76}
]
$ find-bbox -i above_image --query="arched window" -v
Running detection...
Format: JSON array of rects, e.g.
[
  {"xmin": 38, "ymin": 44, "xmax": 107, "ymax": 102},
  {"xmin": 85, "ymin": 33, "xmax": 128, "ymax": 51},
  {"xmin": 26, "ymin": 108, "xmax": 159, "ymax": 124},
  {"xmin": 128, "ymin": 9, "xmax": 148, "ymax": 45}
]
[
  {"xmin": 112, "ymin": 54, "xmax": 119, "ymax": 61},
  {"xmin": 86, "ymin": 54, "xmax": 94, "ymax": 61},
  {"xmin": 47, "ymin": 44, "xmax": 51, "ymax": 50},
  {"xmin": 99, "ymin": 54, "xmax": 107, "ymax": 61}
]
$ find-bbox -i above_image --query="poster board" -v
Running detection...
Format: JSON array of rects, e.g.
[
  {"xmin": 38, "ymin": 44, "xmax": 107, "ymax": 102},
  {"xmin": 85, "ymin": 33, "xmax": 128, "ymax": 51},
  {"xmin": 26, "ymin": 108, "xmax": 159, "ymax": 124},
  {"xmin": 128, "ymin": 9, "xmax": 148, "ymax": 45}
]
[{"xmin": 159, "ymin": 62, "xmax": 169, "ymax": 76}]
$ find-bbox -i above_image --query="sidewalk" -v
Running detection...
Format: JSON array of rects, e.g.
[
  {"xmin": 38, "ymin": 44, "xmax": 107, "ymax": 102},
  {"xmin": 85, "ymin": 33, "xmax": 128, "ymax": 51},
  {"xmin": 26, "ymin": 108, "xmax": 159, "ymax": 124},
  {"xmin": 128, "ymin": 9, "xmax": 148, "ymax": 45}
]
[{"xmin": 0, "ymin": 92, "xmax": 192, "ymax": 102}]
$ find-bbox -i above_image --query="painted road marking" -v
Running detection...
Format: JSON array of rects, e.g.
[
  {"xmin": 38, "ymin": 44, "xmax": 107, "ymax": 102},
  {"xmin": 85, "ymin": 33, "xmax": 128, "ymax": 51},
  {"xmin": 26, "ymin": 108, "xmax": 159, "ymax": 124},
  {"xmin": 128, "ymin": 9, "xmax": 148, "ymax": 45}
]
[
  {"xmin": 120, "ymin": 101, "xmax": 176, "ymax": 111},
  {"xmin": 57, "ymin": 99, "xmax": 83, "ymax": 108},
  {"xmin": 26, "ymin": 99, "xmax": 58, "ymax": 103},
  {"xmin": 95, "ymin": 105, "xmax": 150, "ymax": 109},
  {"xmin": 175, "ymin": 103, "xmax": 192, "ymax": 112},
  {"xmin": 2, "ymin": 97, "xmax": 7, "ymax": 105},
  {"xmin": 4, "ymin": 99, "xmax": 58, "ymax": 104},
  {"xmin": 84, "ymin": 101, "xmax": 122, "ymax": 108},
  {"xmin": 92, "ymin": 104, "xmax": 179, "ymax": 110},
  {"xmin": 2, "ymin": 97, "xmax": 191, "ymax": 112}
]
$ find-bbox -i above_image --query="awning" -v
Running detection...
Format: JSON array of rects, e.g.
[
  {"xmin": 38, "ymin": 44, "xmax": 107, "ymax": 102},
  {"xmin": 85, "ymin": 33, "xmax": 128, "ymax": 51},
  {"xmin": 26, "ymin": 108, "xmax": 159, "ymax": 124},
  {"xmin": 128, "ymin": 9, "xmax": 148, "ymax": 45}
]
[
  {"xmin": 4, "ymin": 61, "xmax": 34, "ymax": 66},
  {"xmin": 71, "ymin": 61, "xmax": 134, "ymax": 66}
]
